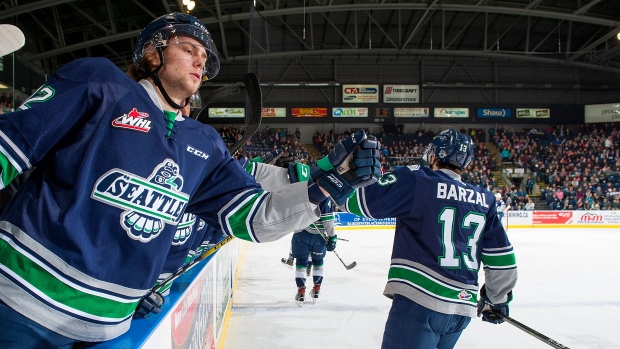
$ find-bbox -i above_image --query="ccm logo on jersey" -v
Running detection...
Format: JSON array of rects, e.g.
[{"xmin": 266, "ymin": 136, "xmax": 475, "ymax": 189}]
[
  {"xmin": 112, "ymin": 108, "xmax": 152, "ymax": 132},
  {"xmin": 186, "ymin": 145, "xmax": 209, "ymax": 160}
]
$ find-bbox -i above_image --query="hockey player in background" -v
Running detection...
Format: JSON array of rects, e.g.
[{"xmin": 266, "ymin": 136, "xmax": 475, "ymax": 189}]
[
  {"xmin": 0, "ymin": 13, "xmax": 380, "ymax": 348},
  {"xmin": 341, "ymin": 129, "xmax": 517, "ymax": 349},
  {"xmin": 243, "ymin": 151, "xmax": 340, "ymax": 305},
  {"xmin": 291, "ymin": 198, "xmax": 337, "ymax": 305},
  {"xmin": 495, "ymin": 192, "xmax": 511, "ymax": 229}
]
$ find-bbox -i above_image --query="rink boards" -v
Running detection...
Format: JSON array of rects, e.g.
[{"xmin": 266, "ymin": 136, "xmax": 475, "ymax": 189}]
[{"xmin": 333, "ymin": 211, "xmax": 620, "ymax": 229}]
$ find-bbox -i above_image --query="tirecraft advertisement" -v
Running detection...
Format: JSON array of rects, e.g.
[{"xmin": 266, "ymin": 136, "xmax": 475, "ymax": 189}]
[
  {"xmin": 383, "ymin": 85, "xmax": 419, "ymax": 103},
  {"xmin": 171, "ymin": 265, "xmax": 215, "ymax": 349}
]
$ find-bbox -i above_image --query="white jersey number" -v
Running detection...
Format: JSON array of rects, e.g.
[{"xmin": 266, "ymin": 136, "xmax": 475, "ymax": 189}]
[{"xmin": 438, "ymin": 208, "xmax": 486, "ymax": 270}]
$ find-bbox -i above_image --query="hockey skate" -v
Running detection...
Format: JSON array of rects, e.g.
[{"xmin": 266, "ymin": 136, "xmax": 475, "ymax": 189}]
[
  {"xmin": 309, "ymin": 284, "xmax": 320, "ymax": 304},
  {"xmin": 295, "ymin": 286, "xmax": 306, "ymax": 306},
  {"xmin": 280, "ymin": 256, "xmax": 294, "ymax": 269}
]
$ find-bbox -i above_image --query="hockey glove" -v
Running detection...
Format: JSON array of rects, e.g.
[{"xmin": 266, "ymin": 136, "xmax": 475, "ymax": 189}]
[
  {"xmin": 476, "ymin": 284, "xmax": 512, "ymax": 324},
  {"xmin": 311, "ymin": 130, "xmax": 382, "ymax": 205},
  {"xmin": 326, "ymin": 235, "xmax": 338, "ymax": 251},
  {"xmin": 133, "ymin": 291, "xmax": 165, "ymax": 318},
  {"xmin": 287, "ymin": 162, "xmax": 311, "ymax": 183}
]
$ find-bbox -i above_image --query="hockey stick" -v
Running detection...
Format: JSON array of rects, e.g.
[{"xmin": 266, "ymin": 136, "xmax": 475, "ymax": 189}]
[
  {"xmin": 229, "ymin": 72, "xmax": 262, "ymax": 156},
  {"xmin": 151, "ymin": 235, "xmax": 235, "ymax": 293},
  {"xmin": 0, "ymin": 24, "xmax": 25, "ymax": 57},
  {"xmin": 151, "ymin": 74, "xmax": 263, "ymax": 293},
  {"xmin": 497, "ymin": 313, "xmax": 570, "ymax": 349},
  {"xmin": 193, "ymin": 84, "xmax": 241, "ymax": 121},
  {"xmin": 316, "ymin": 226, "xmax": 356, "ymax": 270}
]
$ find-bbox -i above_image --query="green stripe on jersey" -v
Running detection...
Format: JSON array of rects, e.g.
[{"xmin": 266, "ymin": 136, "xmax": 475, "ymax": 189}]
[
  {"xmin": 482, "ymin": 252, "xmax": 516, "ymax": 267},
  {"xmin": 0, "ymin": 153, "xmax": 20, "ymax": 188},
  {"xmin": 346, "ymin": 191, "xmax": 365, "ymax": 217},
  {"xmin": 388, "ymin": 265, "xmax": 478, "ymax": 305},
  {"xmin": 0, "ymin": 239, "xmax": 137, "ymax": 320},
  {"xmin": 226, "ymin": 192, "xmax": 263, "ymax": 241}
]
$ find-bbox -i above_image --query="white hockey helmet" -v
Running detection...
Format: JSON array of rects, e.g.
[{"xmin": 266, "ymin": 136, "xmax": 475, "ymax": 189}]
[{"xmin": 495, "ymin": 193, "xmax": 502, "ymax": 199}]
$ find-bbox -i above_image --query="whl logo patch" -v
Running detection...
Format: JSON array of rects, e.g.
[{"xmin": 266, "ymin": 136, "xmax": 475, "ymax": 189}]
[
  {"xmin": 112, "ymin": 108, "xmax": 152, "ymax": 132},
  {"xmin": 458, "ymin": 290, "xmax": 472, "ymax": 301},
  {"xmin": 91, "ymin": 159, "xmax": 189, "ymax": 243}
]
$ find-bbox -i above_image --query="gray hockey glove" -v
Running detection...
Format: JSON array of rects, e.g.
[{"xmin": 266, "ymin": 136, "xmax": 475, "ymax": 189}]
[
  {"xmin": 311, "ymin": 130, "xmax": 382, "ymax": 205},
  {"xmin": 133, "ymin": 291, "xmax": 165, "ymax": 318},
  {"xmin": 476, "ymin": 284, "xmax": 512, "ymax": 324}
]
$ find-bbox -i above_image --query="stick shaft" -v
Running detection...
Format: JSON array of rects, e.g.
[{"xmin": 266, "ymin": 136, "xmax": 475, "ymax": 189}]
[{"xmin": 499, "ymin": 314, "xmax": 570, "ymax": 349}]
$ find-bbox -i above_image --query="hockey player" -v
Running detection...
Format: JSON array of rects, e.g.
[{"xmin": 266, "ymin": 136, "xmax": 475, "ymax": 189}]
[
  {"xmin": 292, "ymin": 198, "xmax": 337, "ymax": 305},
  {"xmin": 0, "ymin": 13, "xmax": 380, "ymax": 348},
  {"xmin": 495, "ymin": 192, "xmax": 511, "ymax": 228},
  {"xmin": 341, "ymin": 129, "xmax": 517, "ymax": 349}
]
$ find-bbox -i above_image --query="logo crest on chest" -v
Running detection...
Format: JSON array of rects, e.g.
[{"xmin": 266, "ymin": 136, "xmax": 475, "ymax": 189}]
[{"xmin": 112, "ymin": 108, "xmax": 152, "ymax": 132}]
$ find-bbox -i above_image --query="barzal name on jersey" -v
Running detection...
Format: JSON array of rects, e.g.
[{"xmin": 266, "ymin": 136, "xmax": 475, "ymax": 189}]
[
  {"xmin": 343, "ymin": 165, "xmax": 517, "ymax": 317},
  {"xmin": 0, "ymin": 57, "xmax": 320, "ymax": 342}
]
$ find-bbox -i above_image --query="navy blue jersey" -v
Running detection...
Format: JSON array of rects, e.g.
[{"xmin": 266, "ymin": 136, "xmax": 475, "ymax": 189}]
[
  {"xmin": 0, "ymin": 58, "xmax": 320, "ymax": 341},
  {"xmin": 344, "ymin": 165, "xmax": 516, "ymax": 317}
]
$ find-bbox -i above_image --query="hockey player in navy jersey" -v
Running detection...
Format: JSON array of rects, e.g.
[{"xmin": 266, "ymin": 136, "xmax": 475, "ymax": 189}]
[
  {"xmin": 342, "ymin": 129, "xmax": 517, "ymax": 349},
  {"xmin": 291, "ymin": 198, "xmax": 337, "ymax": 305},
  {"xmin": 0, "ymin": 13, "xmax": 380, "ymax": 348}
]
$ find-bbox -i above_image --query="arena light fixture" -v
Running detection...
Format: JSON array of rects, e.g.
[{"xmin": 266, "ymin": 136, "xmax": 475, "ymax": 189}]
[{"xmin": 187, "ymin": 1, "xmax": 195, "ymax": 11}]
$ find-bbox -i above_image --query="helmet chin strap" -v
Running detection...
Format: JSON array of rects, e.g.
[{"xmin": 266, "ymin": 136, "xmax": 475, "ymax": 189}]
[{"xmin": 149, "ymin": 50, "xmax": 190, "ymax": 110}]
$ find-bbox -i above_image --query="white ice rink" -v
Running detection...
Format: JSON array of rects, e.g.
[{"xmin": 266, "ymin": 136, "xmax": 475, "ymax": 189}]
[{"xmin": 224, "ymin": 227, "xmax": 620, "ymax": 349}]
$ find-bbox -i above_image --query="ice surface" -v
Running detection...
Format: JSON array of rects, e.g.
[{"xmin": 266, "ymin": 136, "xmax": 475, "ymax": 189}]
[{"xmin": 225, "ymin": 228, "xmax": 620, "ymax": 349}]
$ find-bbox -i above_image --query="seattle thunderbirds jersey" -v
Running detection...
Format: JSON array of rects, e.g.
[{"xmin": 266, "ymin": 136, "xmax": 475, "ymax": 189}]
[
  {"xmin": 343, "ymin": 165, "xmax": 517, "ymax": 317},
  {"xmin": 0, "ymin": 58, "xmax": 320, "ymax": 341}
]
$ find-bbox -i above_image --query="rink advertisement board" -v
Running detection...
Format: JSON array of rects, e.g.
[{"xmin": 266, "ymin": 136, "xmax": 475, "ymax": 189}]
[
  {"xmin": 261, "ymin": 107, "xmax": 286, "ymax": 117},
  {"xmin": 291, "ymin": 107, "xmax": 328, "ymax": 118},
  {"xmin": 342, "ymin": 84, "xmax": 380, "ymax": 103},
  {"xmin": 208, "ymin": 108, "xmax": 245, "ymax": 118},
  {"xmin": 394, "ymin": 107, "xmax": 429, "ymax": 118},
  {"xmin": 476, "ymin": 108, "xmax": 512, "ymax": 118},
  {"xmin": 382, "ymin": 84, "xmax": 420, "ymax": 103},
  {"xmin": 434, "ymin": 107, "xmax": 469, "ymax": 118},
  {"xmin": 334, "ymin": 212, "xmax": 396, "ymax": 228},
  {"xmin": 584, "ymin": 103, "xmax": 620, "ymax": 123},
  {"xmin": 516, "ymin": 108, "xmax": 550, "ymax": 118},
  {"xmin": 332, "ymin": 107, "xmax": 369, "ymax": 117},
  {"xmin": 506, "ymin": 210, "xmax": 620, "ymax": 228}
]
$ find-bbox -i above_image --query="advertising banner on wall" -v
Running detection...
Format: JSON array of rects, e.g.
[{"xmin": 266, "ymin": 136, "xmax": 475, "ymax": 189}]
[
  {"xmin": 383, "ymin": 84, "xmax": 420, "ymax": 103},
  {"xmin": 394, "ymin": 107, "xmax": 429, "ymax": 118},
  {"xmin": 516, "ymin": 108, "xmax": 550, "ymax": 118},
  {"xmin": 170, "ymin": 264, "xmax": 214, "ymax": 349},
  {"xmin": 334, "ymin": 212, "xmax": 396, "ymax": 228},
  {"xmin": 208, "ymin": 108, "xmax": 245, "ymax": 118},
  {"xmin": 584, "ymin": 103, "xmax": 620, "ymax": 123},
  {"xmin": 434, "ymin": 108, "xmax": 469, "ymax": 118},
  {"xmin": 506, "ymin": 210, "xmax": 620, "ymax": 228},
  {"xmin": 476, "ymin": 108, "xmax": 512, "ymax": 118},
  {"xmin": 291, "ymin": 107, "xmax": 328, "ymax": 118},
  {"xmin": 261, "ymin": 107, "xmax": 287, "ymax": 117},
  {"xmin": 342, "ymin": 84, "xmax": 380, "ymax": 103},
  {"xmin": 332, "ymin": 107, "xmax": 369, "ymax": 117}
]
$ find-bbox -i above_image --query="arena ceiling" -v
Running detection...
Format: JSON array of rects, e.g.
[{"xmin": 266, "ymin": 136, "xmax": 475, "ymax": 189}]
[{"xmin": 1, "ymin": 0, "xmax": 620, "ymax": 81}]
